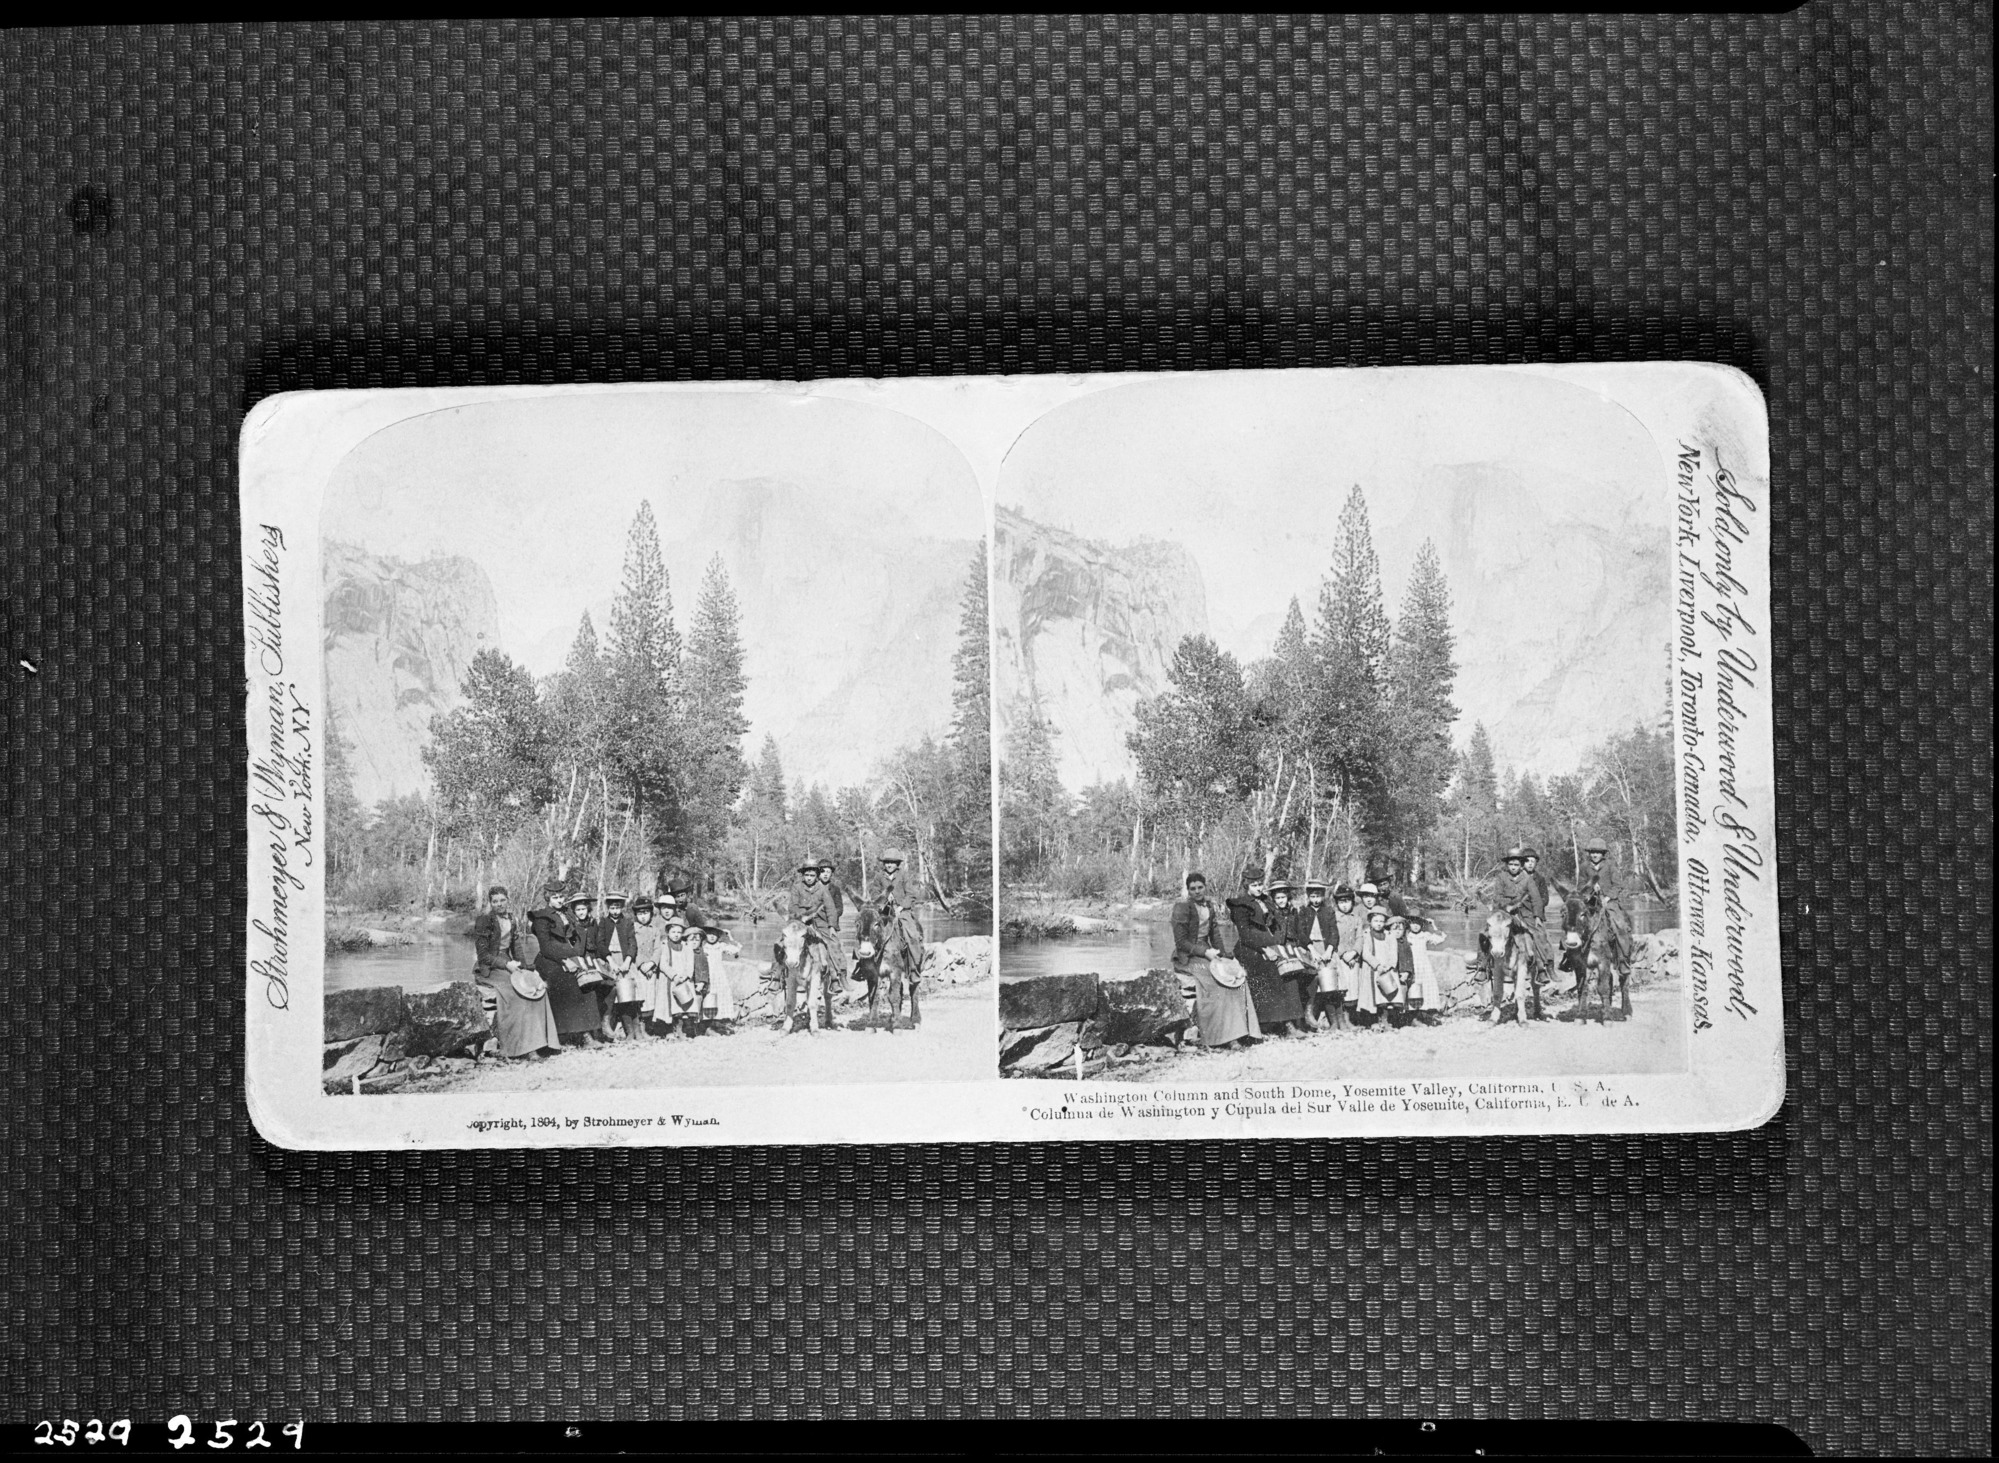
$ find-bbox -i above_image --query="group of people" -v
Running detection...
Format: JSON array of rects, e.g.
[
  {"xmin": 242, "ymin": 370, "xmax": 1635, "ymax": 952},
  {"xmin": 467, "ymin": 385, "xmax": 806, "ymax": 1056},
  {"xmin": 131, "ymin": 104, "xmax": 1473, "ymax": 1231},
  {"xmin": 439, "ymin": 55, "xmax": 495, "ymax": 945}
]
[
  {"xmin": 470, "ymin": 880, "xmax": 738, "ymax": 1062},
  {"xmin": 465, "ymin": 848, "xmax": 930, "ymax": 1059},
  {"xmin": 1166, "ymin": 837, "xmax": 1638, "ymax": 1048},
  {"xmin": 1485, "ymin": 839, "xmax": 1635, "ymax": 1020},
  {"xmin": 1170, "ymin": 874, "xmax": 1448, "ymax": 1050}
]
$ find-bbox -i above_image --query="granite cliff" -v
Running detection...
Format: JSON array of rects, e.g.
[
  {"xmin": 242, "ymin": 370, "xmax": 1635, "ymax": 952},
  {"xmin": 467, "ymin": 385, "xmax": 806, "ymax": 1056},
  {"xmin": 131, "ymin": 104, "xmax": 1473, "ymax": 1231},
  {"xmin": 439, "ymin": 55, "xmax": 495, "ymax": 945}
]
[
  {"xmin": 323, "ymin": 540, "xmax": 499, "ymax": 807},
  {"xmin": 994, "ymin": 506, "xmax": 1209, "ymax": 791}
]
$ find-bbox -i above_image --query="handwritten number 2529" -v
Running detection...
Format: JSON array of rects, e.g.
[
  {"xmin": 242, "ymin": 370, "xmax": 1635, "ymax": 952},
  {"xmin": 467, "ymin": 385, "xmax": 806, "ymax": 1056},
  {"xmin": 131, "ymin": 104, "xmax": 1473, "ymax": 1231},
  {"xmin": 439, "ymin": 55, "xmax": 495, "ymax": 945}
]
[
  {"xmin": 32, "ymin": 1421, "xmax": 132, "ymax": 1446},
  {"xmin": 165, "ymin": 1417, "xmax": 304, "ymax": 1449}
]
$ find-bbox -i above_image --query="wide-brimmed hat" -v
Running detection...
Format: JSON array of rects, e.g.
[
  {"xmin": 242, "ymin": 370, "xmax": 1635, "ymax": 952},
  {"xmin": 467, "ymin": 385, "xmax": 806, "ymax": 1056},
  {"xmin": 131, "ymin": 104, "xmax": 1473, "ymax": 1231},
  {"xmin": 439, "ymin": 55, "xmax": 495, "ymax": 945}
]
[
  {"xmin": 633, "ymin": 894, "xmax": 655, "ymax": 912},
  {"xmin": 567, "ymin": 891, "xmax": 597, "ymax": 908},
  {"xmin": 1358, "ymin": 882, "xmax": 1380, "ymax": 897},
  {"xmin": 1520, "ymin": 847, "xmax": 1540, "ymax": 860},
  {"xmin": 1503, "ymin": 847, "xmax": 1527, "ymax": 863},
  {"xmin": 1305, "ymin": 880, "xmax": 1328, "ymax": 894},
  {"xmin": 880, "ymin": 848, "xmax": 906, "ymax": 864},
  {"xmin": 1269, "ymin": 880, "xmax": 1298, "ymax": 895},
  {"xmin": 798, "ymin": 857, "xmax": 822, "ymax": 873},
  {"xmin": 1585, "ymin": 839, "xmax": 1609, "ymax": 855},
  {"xmin": 604, "ymin": 889, "xmax": 629, "ymax": 906},
  {"xmin": 816, "ymin": 857, "xmax": 837, "ymax": 871},
  {"xmin": 509, "ymin": 968, "xmax": 548, "ymax": 1001},
  {"xmin": 1334, "ymin": 883, "xmax": 1356, "ymax": 899}
]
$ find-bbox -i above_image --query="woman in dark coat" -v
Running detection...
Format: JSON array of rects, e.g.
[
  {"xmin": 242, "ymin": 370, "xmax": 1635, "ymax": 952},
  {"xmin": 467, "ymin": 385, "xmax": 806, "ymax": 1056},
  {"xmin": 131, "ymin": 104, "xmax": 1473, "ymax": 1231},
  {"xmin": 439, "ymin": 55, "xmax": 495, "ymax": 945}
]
[
  {"xmin": 472, "ymin": 885, "xmax": 562, "ymax": 1059},
  {"xmin": 531, "ymin": 887, "xmax": 603, "ymax": 1045},
  {"xmin": 1229, "ymin": 879, "xmax": 1307, "ymax": 1035}
]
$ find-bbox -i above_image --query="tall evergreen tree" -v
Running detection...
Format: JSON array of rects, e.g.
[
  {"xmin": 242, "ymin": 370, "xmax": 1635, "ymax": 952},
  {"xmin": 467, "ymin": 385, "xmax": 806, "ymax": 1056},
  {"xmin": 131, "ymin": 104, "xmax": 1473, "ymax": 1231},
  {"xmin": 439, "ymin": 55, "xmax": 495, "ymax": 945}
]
[
  {"xmin": 604, "ymin": 502, "xmax": 683, "ymax": 856},
  {"xmin": 739, "ymin": 734, "xmax": 790, "ymax": 888},
  {"xmin": 1000, "ymin": 698, "xmax": 1067, "ymax": 878},
  {"xmin": 1384, "ymin": 539, "xmax": 1459, "ymax": 878},
  {"xmin": 948, "ymin": 542, "xmax": 993, "ymax": 905},
  {"xmin": 1305, "ymin": 486, "xmax": 1393, "ymax": 861},
  {"xmin": 324, "ymin": 705, "xmax": 365, "ymax": 877},
  {"xmin": 684, "ymin": 554, "xmax": 751, "ymax": 869}
]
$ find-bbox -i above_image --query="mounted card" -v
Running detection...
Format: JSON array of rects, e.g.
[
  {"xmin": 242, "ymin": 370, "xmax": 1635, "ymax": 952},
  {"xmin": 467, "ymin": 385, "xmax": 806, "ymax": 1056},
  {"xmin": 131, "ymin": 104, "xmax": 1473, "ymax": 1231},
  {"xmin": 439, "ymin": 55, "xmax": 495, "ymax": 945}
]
[{"xmin": 240, "ymin": 365, "xmax": 1780, "ymax": 1148}]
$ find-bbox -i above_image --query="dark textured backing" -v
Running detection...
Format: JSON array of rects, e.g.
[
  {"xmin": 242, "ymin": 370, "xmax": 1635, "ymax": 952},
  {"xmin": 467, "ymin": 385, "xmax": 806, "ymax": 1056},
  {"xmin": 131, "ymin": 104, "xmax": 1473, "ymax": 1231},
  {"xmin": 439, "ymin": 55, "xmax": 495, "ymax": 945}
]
[{"xmin": 2, "ymin": 14, "xmax": 1989, "ymax": 1452}]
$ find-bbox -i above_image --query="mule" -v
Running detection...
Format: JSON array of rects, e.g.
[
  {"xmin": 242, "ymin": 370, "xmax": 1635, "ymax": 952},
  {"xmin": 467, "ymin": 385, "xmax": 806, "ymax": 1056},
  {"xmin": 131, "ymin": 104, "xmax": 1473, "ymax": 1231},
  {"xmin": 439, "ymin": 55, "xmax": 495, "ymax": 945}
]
[
  {"xmin": 1571, "ymin": 903, "xmax": 1632, "ymax": 1021},
  {"xmin": 871, "ymin": 905, "xmax": 925, "ymax": 1033},
  {"xmin": 774, "ymin": 920, "xmax": 831, "ymax": 1034},
  {"xmin": 1481, "ymin": 909, "xmax": 1541, "ymax": 1025}
]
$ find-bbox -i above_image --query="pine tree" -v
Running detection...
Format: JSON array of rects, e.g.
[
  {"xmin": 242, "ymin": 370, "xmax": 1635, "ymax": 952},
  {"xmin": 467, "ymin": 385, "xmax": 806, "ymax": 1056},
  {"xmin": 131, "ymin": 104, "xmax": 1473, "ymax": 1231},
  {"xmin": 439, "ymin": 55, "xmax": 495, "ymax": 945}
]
[
  {"xmin": 1384, "ymin": 539, "xmax": 1459, "ymax": 880},
  {"xmin": 1000, "ymin": 698, "xmax": 1067, "ymax": 878},
  {"xmin": 1305, "ymin": 486, "xmax": 1392, "ymax": 865},
  {"xmin": 604, "ymin": 502, "xmax": 683, "ymax": 861},
  {"xmin": 948, "ymin": 542, "xmax": 993, "ymax": 906},
  {"xmin": 324, "ymin": 705, "xmax": 366, "ymax": 877},
  {"xmin": 740, "ymin": 734, "xmax": 790, "ymax": 889},
  {"xmin": 684, "ymin": 554, "xmax": 751, "ymax": 870}
]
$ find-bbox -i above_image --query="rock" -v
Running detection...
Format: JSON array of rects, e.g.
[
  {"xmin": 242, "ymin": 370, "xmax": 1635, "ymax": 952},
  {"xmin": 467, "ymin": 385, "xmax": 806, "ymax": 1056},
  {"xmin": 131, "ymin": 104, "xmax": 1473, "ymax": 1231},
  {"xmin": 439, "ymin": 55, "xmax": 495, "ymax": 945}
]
[
  {"xmin": 921, "ymin": 935, "xmax": 995, "ymax": 986},
  {"xmin": 357, "ymin": 1068, "xmax": 410, "ymax": 1094},
  {"xmin": 1005, "ymin": 1022, "xmax": 1082, "ymax": 1073},
  {"xmin": 999, "ymin": 972, "xmax": 1101, "ymax": 1030},
  {"xmin": 360, "ymin": 927, "xmax": 417, "ymax": 947},
  {"xmin": 1097, "ymin": 968, "xmax": 1192, "ymax": 1047},
  {"xmin": 322, "ymin": 1035, "xmax": 386, "ymax": 1093},
  {"xmin": 325, "ymin": 985, "xmax": 408, "ymax": 1043},
  {"xmin": 1005, "ymin": 1019, "xmax": 1104, "ymax": 1074},
  {"xmin": 323, "ymin": 1034, "xmax": 373, "ymax": 1069},
  {"xmin": 401, "ymin": 981, "xmax": 491, "ymax": 1056}
]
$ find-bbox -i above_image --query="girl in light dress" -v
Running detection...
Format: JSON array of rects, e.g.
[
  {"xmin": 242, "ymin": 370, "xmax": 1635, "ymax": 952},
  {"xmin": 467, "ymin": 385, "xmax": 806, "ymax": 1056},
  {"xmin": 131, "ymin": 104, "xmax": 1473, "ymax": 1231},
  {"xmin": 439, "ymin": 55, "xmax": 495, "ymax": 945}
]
[{"xmin": 1399, "ymin": 915, "xmax": 1446, "ymax": 1027}]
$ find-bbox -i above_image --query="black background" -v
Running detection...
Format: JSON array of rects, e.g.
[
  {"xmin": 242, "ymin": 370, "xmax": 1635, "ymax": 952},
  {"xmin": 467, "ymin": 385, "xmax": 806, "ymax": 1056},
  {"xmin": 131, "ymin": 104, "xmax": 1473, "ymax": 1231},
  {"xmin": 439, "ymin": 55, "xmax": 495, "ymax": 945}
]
[{"xmin": 2, "ymin": 13, "xmax": 1989, "ymax": 1454}]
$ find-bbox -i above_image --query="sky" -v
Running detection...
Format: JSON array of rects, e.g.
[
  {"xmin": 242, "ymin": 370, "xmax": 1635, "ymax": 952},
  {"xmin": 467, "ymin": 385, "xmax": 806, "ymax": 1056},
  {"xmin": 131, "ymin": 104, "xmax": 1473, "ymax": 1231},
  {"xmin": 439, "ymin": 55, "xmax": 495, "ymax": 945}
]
[
  {"xmin": 322, "ymin": 388, "xmax": 982, "ymax": 674},
  {"xmin": 994, "ymin": 368, "xmax": 1675, "ymax": 773}
]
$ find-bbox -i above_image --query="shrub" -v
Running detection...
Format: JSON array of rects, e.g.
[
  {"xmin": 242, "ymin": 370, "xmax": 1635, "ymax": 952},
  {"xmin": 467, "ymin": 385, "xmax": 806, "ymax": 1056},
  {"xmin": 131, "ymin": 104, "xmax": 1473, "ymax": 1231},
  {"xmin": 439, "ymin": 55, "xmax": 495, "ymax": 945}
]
[{"xmin": 334, "ymin": 865, "xmax": 422, "ymax": 911}]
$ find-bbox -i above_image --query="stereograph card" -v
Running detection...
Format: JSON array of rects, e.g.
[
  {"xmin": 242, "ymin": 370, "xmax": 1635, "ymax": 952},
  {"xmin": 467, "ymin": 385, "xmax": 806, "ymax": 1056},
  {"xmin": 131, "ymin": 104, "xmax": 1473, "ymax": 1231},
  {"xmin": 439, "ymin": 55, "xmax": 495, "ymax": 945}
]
[{"xmin": 240, "ymin": 364, "xmax": 1779, "ymax": 1149}]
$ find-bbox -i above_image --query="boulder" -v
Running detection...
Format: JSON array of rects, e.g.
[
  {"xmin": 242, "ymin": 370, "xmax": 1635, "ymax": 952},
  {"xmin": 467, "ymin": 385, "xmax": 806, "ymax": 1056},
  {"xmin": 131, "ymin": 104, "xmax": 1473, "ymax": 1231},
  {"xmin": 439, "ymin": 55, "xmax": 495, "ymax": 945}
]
[
  {"xmin": 325, "ymin": 985, "xmax": 407, "ymax": 1043},
  {"xmin": 1004, "ymin": 1021, "xmax": 1085, "ymax": 1073},
  {"xmin": 400, "ymin": 982, "xmax": 491, "ymax": 1056},
  {"xmin": 999, "ymin": 972, "xmax": 1101, "ymax": 1030},
  {"xmin": 322, "ymin": 1034, "xmax": 386, "ymax": 1093},
  {"xmin": 922, "ymin": 935, "xmax": 995, "ymax": 986},
  {"xmin": 1097, "ymin": 968, "xmax": 1192, "ymax": 1047},
  {"xmin": 357, "ymin": 1068, "xmax": 410, "ymax": 1095}
]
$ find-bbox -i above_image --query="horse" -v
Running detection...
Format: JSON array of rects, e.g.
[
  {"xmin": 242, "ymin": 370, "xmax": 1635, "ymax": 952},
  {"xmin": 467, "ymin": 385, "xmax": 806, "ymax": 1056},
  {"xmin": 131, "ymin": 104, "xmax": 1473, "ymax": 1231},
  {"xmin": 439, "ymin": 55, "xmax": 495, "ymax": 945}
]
[
  {"xmin": 1570, "ymin": 900, "xmax": 1633, "ymax": 1021},
  {"xmin": 774, "ymin": 920, "xmax": 831, "ymax": 1034},
  {"xmin": 1481, "ymin": 909, "xmax": 1541, "ymax": 1025}
]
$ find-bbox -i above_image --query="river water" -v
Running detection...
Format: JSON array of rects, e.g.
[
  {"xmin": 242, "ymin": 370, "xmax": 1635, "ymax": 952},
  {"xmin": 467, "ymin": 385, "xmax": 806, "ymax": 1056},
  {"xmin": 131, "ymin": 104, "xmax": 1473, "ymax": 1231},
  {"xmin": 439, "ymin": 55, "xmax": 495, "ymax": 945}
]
[
  {"xmin": 328, "ymin": 914, "xmax": 991, "ymax": 991},
  {"xmin": 998, "ymin": 899, "xmax": 1676, "ymax": 981}
]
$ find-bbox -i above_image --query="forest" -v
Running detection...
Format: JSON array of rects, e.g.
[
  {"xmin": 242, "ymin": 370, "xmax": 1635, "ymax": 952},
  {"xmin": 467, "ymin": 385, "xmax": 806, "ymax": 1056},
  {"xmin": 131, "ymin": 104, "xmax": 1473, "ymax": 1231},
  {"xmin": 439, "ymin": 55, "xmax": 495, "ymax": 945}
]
[
  {"xmin": 1001, "ymin": 486, "xmax": 1677, "ymax": 910},
  {"xmin": 325, "ymin": 502, "xmax": 993, "ymax": 918}
]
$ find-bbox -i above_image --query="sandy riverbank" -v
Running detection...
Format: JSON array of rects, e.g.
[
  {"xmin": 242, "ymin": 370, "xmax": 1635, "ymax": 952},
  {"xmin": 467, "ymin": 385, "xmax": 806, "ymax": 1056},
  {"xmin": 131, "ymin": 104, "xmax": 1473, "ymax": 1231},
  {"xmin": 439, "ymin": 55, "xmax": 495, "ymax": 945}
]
[
  {"xmin": 1060, "ymin": 985, "xmax": 1686, "ymax": 1084},
  {"xmin": 400, "ymin": 978, "xmax": 994, "ymax": 1092}
]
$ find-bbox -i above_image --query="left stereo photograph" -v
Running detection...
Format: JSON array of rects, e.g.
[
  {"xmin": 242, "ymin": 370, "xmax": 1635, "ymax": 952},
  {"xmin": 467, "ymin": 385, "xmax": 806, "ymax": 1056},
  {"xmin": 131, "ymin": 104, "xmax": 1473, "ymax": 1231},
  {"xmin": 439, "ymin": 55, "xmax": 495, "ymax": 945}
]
[{"xmin": 243, "ymin": 383, "xmax": 997, "ymax": 1149}]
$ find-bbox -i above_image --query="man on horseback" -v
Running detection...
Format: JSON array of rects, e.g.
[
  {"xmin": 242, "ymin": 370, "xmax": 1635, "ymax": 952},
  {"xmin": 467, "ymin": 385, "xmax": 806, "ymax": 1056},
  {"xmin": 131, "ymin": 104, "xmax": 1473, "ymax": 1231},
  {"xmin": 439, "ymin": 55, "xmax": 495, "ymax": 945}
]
[
  {"xmin": 1485, "ymin": 846, "xmax": 1554, "ymax": 1019},
  {"xmin": 872, "ymin": 848, "xmax": 926, "ymax": 1030},
  {"xmin": 1566, "ymin": 838, "xmax": 1635, "ymax": 1015},
  {"xmin": 782, "ymin": 858, "xmax": 844, "ymax": 1029}
]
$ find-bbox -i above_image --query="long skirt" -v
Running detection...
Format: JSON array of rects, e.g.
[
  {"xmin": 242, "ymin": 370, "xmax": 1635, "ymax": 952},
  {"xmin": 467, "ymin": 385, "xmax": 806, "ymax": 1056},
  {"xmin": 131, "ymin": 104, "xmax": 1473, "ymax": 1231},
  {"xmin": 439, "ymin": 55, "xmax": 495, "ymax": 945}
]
[
  {"xmin": 541, "ymin": 960, "xmax": 600, "ymax": 1037},
  {"xmin": 1180, "ymin": 958, "xmax": 1261, "ymax": 1047},
  {"xmin": 1245, "ymin": 955, "xmax": 1306, "ymax": 1026},
  {"xmin": 478, "ymin": 972, "xmax": 562, "ymax": 1057}
]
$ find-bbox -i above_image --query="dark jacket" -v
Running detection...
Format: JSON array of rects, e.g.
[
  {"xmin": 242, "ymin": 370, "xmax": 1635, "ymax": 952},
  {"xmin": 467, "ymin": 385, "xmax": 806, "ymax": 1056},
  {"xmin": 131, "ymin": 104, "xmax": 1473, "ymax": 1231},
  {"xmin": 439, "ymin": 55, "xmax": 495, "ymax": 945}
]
[
  {"xmin": 880, "ymin": 864, "xmax": 920, "ymax": 912},
  {"xmin": 1292, "ymin": 902, "xmax": 1341, "ymax": 950},
  {"xmin": 529, "ymin": 908, "xmax": 585, "ymax": 976},
  {"xmin": 596, "ymin": 912, "xmax": 636, "ymax": 960},
  {"xmin": 789, "ymin": 880, "xmax": 837, "ymax": 930},
  {"xmin": 1171, "ymin": 897, "xmax": 1220, "ymax": 967},
  {"xmin": 822, "ymin": 877, "xmax": 848, "ymax": 925},
  {"xmin": 1486, "ymin": 867, "xmax": 1539, "ymax": 918},
  {"xmin": 471, "ymin": 910, "xmax": 526, "ymax": 974},
  {"xmin": 1226, "ymin": 894, "xmax": 1284, "ymax": 972},
  {"xmin": 1566, "ymin": 860, "xmax": 1627, "ymax": 924}
]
